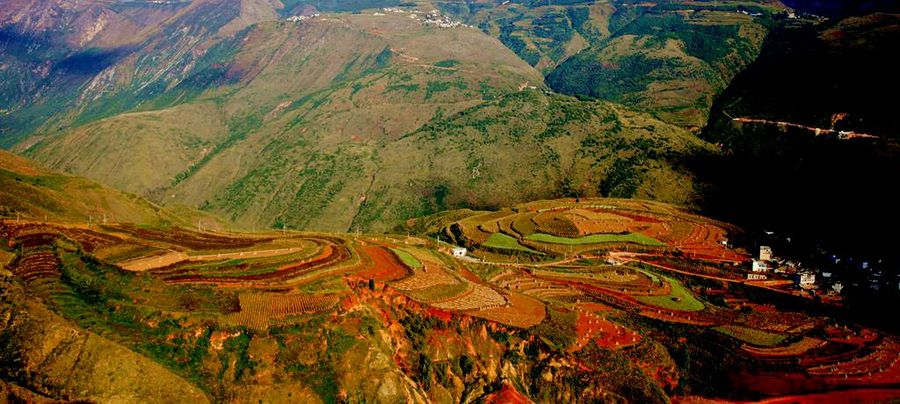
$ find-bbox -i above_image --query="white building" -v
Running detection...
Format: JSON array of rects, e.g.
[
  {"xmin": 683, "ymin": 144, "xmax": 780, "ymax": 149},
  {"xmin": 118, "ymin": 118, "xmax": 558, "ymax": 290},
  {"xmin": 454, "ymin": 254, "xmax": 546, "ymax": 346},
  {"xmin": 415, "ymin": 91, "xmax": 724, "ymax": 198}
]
[
  {"xmin": 796, "ymin": 271, "xmax": 816, "ymax": 287},
  {"xmin": 832, "ymin": 282, "xmax": 844, "ymax": 295},
  {"xmin": 451, "ymin": 247, "xmax": 467, "ymax": 257},
  {"xmin": 759, "ymin": 246, "xmax": 773, "ymax": 261},
  {"xmin": 751, "ymin": 259, "xmax": 769, "ymax": 272}
]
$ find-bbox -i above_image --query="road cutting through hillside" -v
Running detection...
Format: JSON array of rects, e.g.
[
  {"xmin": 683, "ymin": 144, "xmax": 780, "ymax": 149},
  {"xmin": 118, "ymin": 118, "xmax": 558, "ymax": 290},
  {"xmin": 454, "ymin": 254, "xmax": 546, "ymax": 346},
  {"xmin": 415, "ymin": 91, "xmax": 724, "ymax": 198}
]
[{"xmin": 731, "ymin": 117, "xmax": 880, "ymax": 139}]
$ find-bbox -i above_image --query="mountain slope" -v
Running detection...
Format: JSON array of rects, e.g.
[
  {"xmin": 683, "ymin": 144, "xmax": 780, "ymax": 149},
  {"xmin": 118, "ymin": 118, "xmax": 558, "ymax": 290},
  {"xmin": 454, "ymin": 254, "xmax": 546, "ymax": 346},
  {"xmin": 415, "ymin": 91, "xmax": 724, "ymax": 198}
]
[
  {"xmin": 351, "ymin": 90, "xmax": 713, "ymax": 232},
  {"xmin": 546, "ymin": 2, "xmax": 778, "ymax": 130},
  {"xmin": 2, "ymin": 0, "xmax": 786, "ymax": 234},
  {"xmin": 0, "ymin": 277, "xmax": 211, "ymax": 403},
  {"xmin": 18, "ymin": 13, "xmax": 547, "ymax": 231},
  {"xmin": 0, "ymin": 149, "xmax": 209, "ymax": 226},
  {"xmin": 0, "ymin": 0, "xmax": 282, "ymax": 146}
]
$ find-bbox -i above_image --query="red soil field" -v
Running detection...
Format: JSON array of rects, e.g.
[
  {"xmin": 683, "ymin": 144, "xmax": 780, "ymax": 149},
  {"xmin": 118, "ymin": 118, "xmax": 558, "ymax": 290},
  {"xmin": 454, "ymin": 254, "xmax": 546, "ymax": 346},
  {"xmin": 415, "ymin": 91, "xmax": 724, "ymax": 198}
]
[
  {"xmin": 160, "ymin": 239, "xmax": 351, "ymax": 285},
  {"xmin": 668, "ymin": 222, "xmax": 747, "ymax": 262},
  {"xmin": 756, "ymin": 389, "xmax": 900, "ymax": 403},
  {"xmin": 675, "ymin": 389, "xmax": 900, "ymax": 403},
  {"xmin": 727, "ymin": 338, "xmax": 900, "ymax": 398},
  {"xmin": 605, "ymin": 210, "xmax": 663, "ymax": 223},
  {"xmin": 639, "ymin": 308, "xmax": 716, "ymax": 326},
  {"xmin": 426, "ymin": 307, "xmax": 453, "ymax": 322},
  {"xmin": 483, "ymin": 382, "xmax": 531, "ymax": 404},
  {"xmin": 60, "ymin": 227, "xmax": 122, "ymax": 252},
  {"xmin": 571, "ymin": 303, "xmax": 641, "ymax": 352},
  {"xmin": 356, "ymin": 246, "xmax": 412, "ymax": 282},
  {"xmin": 473, "ymin": 292, "xmax": 546, "ymax": 328},
  {"xmin": 11, "ymin": 252, "xmax": 60, "ymax": 282},
  {"xmin": 103, "ymin": 223, "xmax": 267, "ymax": 250}
]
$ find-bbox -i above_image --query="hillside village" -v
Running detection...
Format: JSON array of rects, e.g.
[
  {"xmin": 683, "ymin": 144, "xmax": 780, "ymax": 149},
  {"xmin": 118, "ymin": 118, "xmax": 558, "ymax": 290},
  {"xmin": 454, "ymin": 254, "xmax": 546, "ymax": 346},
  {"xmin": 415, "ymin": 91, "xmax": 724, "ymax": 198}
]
[
  {"xmin": 286, "ymin": 7, "xmax": 469, "ymax": 28},
  {"xmin": 745, "ymin": 234, "xmax": 900, "ymax": 304}
]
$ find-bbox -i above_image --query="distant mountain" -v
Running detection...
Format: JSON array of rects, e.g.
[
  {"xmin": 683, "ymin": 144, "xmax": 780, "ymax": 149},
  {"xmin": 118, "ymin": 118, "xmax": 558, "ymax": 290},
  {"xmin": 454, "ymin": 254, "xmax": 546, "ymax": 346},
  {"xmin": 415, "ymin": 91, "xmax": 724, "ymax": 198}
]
[
  {"xmin": 439, "ymin": 0, "xmax": 782, "ymax": 130},
  {"xmin": 544, "ymin": 1, "xmax": 778, "ymax": 130},
  {"xmin": 1, "ymin": 0, "xmax": 788, "ymax": 233}
]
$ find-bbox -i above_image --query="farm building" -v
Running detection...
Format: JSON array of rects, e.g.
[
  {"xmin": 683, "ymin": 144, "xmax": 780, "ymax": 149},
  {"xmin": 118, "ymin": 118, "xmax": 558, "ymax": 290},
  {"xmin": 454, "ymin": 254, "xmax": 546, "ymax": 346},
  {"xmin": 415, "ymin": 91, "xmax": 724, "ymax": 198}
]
[
  {"xmin": 831, "ymin": 282, "xmax": 844, "ymax": 295},
  {"xmin": 451, "ymin": 247, "xmax": 467, "ymax": 257},
  {"xmin": 752, "ymin": 260, "xmax": 769, "ymax": 272},
  {"xmin": 759, "ymin": 246, "xmax": 773, "ymax": 261},
  {"xmin": 795, "ymin": 270, "xmax": 816, "ymax": 288}
]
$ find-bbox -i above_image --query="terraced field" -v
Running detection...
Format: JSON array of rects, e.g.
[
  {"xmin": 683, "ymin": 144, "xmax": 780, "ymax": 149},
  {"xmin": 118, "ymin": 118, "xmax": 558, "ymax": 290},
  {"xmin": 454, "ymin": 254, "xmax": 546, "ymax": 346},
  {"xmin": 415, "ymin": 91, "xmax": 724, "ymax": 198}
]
[
  {"xmin": 3, "ymin": 197, "xmax": 899, "ymax": 402},
  {"xmin": 436, "ymin": 198, "xmax": 744, "ymax": 260},
  {"xmin": 483, "ymin": 233, "xmax": 539, "ymax": 253},
  {"xmin": 226, "ymin": 292, "xmax": 341, "ymax": 330},
  {"xmin": 635, "ymin": 275, "xmax": 705, "ymax": 312},
  {"xmin": 525, "ymin": 232, "xmax": 663, "ymax": 246},
  {"xmin": 714, "ymin": 325, "xmax": 788, "ymax": 347}
]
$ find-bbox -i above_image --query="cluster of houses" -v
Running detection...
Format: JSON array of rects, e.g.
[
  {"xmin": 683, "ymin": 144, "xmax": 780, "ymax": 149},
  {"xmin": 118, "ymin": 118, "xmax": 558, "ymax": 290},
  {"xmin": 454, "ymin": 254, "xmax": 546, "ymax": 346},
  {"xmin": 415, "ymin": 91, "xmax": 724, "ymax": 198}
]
[
  {"xmin": 749, "ymin": 245, "xmax": 822, "ymax": 291},
  {"xmin": 370, "ymin": 7, "xmax": 468, "ymax": 29},
  {"xmin": 747, "ymin": 233, "xmax": 900, "ymax": 301},
  {"xmin": 285, "ymin": 13, "xmax": 319, "ymax": 23},
  {"xmin": 422, "ymin": 10, "xmax": 467, "ymax": 29},
  {"xmin": 736, "ymin": 9, "xmax": 764, "ymax": 18}
]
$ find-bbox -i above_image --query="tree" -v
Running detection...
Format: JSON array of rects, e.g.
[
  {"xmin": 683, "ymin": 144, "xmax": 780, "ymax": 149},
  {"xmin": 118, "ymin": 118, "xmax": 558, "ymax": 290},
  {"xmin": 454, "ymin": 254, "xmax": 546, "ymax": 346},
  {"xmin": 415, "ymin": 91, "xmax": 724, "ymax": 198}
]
[
  {"xmin": 459, "ymin": 354, "xmax": 474, "ymax": 376},
  {"xmin": 418, "ymin": 353, "xmax": 433, "ymax": 389}
]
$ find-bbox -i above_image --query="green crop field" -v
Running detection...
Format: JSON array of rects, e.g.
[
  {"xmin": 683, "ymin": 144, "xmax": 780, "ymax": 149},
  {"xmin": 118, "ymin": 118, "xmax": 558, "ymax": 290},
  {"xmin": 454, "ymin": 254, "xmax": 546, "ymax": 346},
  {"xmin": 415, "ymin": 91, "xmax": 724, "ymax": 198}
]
[
  {"xmin": 483, "ymin": 233, "xmax": 538, "ymax": 253},
  {"xmin": 524, "ymin": 233, "xmax": 664, "ymax": 246},
  {"xmin": 714, "ymin": 325, "xmax": 788, "ymax": 347},
  {"xmin": 390, "ymin": 248, "xmax": 423, "ymax": 269},
  {"xmin": 636, "ymin": 276, "xmax": 705, "ymax": 312}
]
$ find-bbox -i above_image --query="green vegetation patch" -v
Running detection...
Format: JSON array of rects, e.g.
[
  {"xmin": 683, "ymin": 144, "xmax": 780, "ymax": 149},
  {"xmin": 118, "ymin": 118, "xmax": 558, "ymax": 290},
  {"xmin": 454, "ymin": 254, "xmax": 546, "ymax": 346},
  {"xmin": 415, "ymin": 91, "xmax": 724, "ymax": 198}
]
[
  {"xmin": 714, "ymin": 325, "xmax": 787, "ymax": 347},
  {"xmin": 390, "ymin": 248, "xmax": 423, "ymax": 269},
  {"xmin": 433, "ymin": 59, "xmax": 460, "ymax": 68},
  {"xmin": 525, "ymin": 232, "xmax": 664, "ymax": 246},
  {"xmin": 636, "ymin": 276, "xmax": 704, "ymax": 312},
  {"xmin": 532, "ymin": 306, "xmax": 577, "ymax": 349},
  {"xmin": 483, "ymin": 233, "xmax": 537, "ymax": 253}
]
